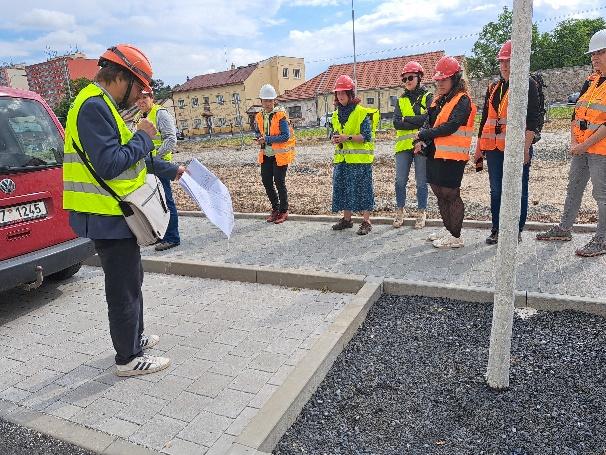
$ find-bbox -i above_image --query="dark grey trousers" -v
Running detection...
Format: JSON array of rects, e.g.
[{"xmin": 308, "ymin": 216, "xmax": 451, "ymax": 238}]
[{"xmin": 94, "ymin": 238, "xmax": 144, "ymax": 365}]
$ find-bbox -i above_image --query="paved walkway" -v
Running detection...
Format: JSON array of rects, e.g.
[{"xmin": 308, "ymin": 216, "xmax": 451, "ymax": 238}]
[
  {"xmin": 0, "ymin": 267, "xmax": 350, "ymax": 454},
  {"xmin": 145, "ymin": 216, "xmax": 605, "ymax": 300}
]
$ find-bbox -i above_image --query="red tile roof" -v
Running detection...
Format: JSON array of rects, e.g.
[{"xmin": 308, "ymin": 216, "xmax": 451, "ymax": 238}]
[
  {"xmin": 173, "ymin": 64, "xmax": 258, "ymax": 92},
  {"xmin": 278, "ymin": 51, "xmax": 464, "ymax": 102},
  {"xmin": 67, "ymin": 58, "xmax": 98, "ymax": 80}
]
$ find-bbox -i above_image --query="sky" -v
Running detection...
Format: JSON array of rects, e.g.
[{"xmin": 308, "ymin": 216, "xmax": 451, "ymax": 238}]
[{"xmin": 0, "ymin": 0, "xmax": 603, "ymax": 86}]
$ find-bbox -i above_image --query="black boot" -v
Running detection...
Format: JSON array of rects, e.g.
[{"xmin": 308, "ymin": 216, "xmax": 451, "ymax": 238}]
[{"xmin": 486, "ymin": 229, "xmax": 498, "ymax": 245}]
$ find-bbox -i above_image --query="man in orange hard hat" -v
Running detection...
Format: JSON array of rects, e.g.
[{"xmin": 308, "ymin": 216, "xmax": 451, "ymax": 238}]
[{"xmin": 63, "ymin": 44, "xmax": 185, "ymax": 377}]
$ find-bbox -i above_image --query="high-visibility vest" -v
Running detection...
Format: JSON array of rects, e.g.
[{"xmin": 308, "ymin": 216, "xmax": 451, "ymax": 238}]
[
  {"xmin": 332, "ymin": 104, "xmax": 375, "ymax": 164},
  {"xmin": 63, "ymin": 84, "xmax": 147, "ymax": 216},
  {"xmin": 255, "ymin": 110, "xmax": 296, "ymax": 166},
  {"xmin": 432, "ymin": 92, "xmax": 477, "ymax": 162},
  {"xmin": 573, "ymin": 73, "xmax": 606, "ymax": 155},
  {"xmin": 479, "ymin": 82, "xmax": 508, "ymax": 152},
  {"xmin": 395, "ymin": 92, "xmax": 428, "ymax": 153},
  {"xmin": 147, "ymin": 104, "xmax": 173, "ymax": 162}
]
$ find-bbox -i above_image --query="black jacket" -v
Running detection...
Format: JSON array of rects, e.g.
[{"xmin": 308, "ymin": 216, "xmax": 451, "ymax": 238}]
[{"xmin": 393, "ymin": 87, "xmax": 433, "ymax": 130}]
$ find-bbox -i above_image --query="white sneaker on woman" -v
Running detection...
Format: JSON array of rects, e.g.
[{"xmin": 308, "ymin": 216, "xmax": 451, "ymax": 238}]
[
  {"xmin": 426, "ymin": 229, "xmax": 447, "ymax": 242},
  {"xmin": 433, "ymin": 233, "xmax": 464, "ymax": 249}
]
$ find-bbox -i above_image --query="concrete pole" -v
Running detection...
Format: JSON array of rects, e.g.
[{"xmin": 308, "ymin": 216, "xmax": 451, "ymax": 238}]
[
  {"xmin": 486, "ymin": 0, "xmax": 533, "ymax": 390},
  {"xmin": 351, "ymin": 0, "xmax": 357, "ymax": 86}
]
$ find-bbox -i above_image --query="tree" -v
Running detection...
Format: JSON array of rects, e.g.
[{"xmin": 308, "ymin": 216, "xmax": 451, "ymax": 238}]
[
  {"xmin": 151, "ymin": 79, "xmax": 172, "ymax": 100},
  {"xmin": 467, "ymin": 7, "xmax": 515, "ymax": 77},
  {"xmin": 54, "ymin": 77, "xmax": 91, "ymax": 126}
]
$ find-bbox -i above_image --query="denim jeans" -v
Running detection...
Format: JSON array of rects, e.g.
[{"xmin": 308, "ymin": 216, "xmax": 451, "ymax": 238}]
[
  {"xmin": 160, "ymin": 177, "xmax": 180, "ymax": 244},
  {"xmin": 485, "ymin": 148, "xmax": 532, "ymax": 232},
  {"xmin": 394, "ymin": 151, "xmax": 428, "ymax": 209}
]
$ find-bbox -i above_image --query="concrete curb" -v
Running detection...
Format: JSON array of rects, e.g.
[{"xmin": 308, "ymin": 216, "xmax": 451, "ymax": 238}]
[
  {"xmin": 231, "ymin": 278, "xmax": 382, "ymax": 454},
  {"xmin": 384, "ymin": 279, "xmax": 606, "ymax": 317},
  {"xmin": 0, "ymin": 399, "xmax": 161, "ymax": 455},
  {"xmin": 178, "ymin": 210, "xmax": 598, "ymax": 233}
]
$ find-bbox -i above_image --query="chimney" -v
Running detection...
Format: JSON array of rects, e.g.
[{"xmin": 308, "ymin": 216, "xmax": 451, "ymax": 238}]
[
  {"xmin": 186, "ymin": 76, "xmax": 190, "ymax": 81},
  {"xmin": 230, "ymin": 63, "xmax": 235, "ymax": 70}
]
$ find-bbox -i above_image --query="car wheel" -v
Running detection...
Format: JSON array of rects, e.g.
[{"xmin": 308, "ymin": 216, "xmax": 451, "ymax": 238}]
[{"xmin": 47, "ymin": 263, "xmax": 82, "ymax": 281}]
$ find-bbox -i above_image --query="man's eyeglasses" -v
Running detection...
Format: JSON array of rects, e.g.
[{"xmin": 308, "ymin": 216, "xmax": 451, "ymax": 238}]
[{"xmin": 402, "ymin": 75, "xmax": 417, "ymax": 82}]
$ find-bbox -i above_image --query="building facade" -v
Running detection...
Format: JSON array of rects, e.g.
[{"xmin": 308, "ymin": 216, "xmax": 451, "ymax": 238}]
[
  {"xmin": 0, "ymin": 65, "xmax": 29, "ymax": 90},
  {"xmin": 25, "ymin": 53, "xmax": 98, "ymax": 107},
  {"xmin": 172, "ymin": 56, "xmax": 305, "ymax": 136}
]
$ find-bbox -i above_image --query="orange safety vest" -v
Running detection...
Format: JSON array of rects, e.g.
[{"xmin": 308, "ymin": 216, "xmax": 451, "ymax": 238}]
[
  {"xmin": 432, "ymin": 92, "xmax": 477, "ymax": 161},
  {"xmin": 479, "ymin": 82, "xmax": 508, "ymax": 152},
  {"xmin": 573, "ymin": 73, "xmax": 606, "ymax": 156},
  {"xmin": 255, "ymin": 111, "xmax": 296, "ymax": 166}
]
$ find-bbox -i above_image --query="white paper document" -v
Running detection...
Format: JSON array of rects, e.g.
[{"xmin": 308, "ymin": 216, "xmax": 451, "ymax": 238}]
[{"xmin": 179, "ymin": 159, "xmax": 234, "ymax": 238}]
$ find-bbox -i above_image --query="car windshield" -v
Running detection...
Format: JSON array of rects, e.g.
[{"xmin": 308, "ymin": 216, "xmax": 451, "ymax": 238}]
[{"xmin": 0, "ymin": 97, "xmax": 64, "ymax": 173}]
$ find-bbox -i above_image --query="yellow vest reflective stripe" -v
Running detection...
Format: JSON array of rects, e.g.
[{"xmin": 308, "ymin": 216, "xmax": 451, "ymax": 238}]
[
  {"xmin": 63, "ymin": 83, "xmax": 147, "ymax": 216},
  {"xmin": 573, "ymin": 74, "xmax": 606, "ymax": 155},
  {"xmin": 332, "ymin": 105, "xmax": 375, "ymax": 164},
  {"xmin": 395, "ymin": 92, "xmax": 428, "ymax": 153},
  {"xmin": 147, "ymin": 104, "xmax": 172, "ymax": 161}
]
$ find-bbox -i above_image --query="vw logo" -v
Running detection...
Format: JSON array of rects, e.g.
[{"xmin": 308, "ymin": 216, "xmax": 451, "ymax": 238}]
[{"xmin": 0, "ymin": 178, "xmax": 16, "ymax": 194}]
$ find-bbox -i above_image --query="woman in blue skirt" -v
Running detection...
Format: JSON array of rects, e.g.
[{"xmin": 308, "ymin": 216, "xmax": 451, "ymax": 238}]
[{"xmin": 330, "ymin": 75, "xmax": 376, "ymax": 235}]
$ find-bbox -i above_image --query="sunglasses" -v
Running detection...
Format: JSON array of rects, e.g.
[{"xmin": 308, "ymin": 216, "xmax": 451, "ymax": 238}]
[{"xmin": 402, "ymin": 75, "xmax": 417, "ymax": 82}]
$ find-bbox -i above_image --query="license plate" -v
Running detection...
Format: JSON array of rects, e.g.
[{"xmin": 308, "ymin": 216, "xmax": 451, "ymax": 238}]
[{"xmin": 0, "ymin": 201, "xmax": 47, "ymax": 227}]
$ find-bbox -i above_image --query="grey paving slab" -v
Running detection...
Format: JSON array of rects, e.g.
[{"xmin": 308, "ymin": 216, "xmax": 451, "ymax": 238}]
[
  {"xmin": 0, "ymin": 266, "xmax": 351, "ymax": 454},
  {"xmin": 147, "ymin": 217, "xmax": 605, "ymax": 300}
]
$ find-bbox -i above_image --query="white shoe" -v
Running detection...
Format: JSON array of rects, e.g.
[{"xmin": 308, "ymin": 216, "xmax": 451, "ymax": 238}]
[
  {"xmin": 433, "ymin": 233, "xmax": 464, "ymax": 249},
  {"xmin": 140, "ymin": 334, "xmax": 159, "ymax": 350},
  {"xmin": 115, "ymin": 354, "xmax": 171, "ymax": 377},
  {"xmin": 427, "ymin": 229, "xmax": 447, "ymax": 242}
]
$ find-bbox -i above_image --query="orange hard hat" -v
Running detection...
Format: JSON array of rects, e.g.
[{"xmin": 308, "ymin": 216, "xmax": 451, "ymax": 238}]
[
  {"xmin": 497, "ymin": 40, "xmax": 512, "ymax": 61},
  {"xmin": 99, "ymin": 44, "xmax": 153, "ymax": 92},
  {"xmin": 401, "ymin": 61, "xmax": 424, "ymax": 76},
  {"xmin": 334, "ymin": 75, "xmax": 355, "ymax": 92},
  {"xmin": 433, "ymin": 56, "xmax": 462, "ymax": 81}
]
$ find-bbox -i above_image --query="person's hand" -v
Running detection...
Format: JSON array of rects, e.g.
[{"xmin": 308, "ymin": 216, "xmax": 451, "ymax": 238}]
[
  {"xmin": 174, "ymin": 165, "xmax": 186, "ymax": 181},
  {"xmin": 137, "ymin": 118, "xmax": 157, "ymax": 138},
  {"xmin": 474, "ymin": 143, "xmax": 483, "ymax": 163},
  {"xmin": 571, "ymin": 142, "xmax": 587, "ymax": 155},
  {"xmin": 413, "ymin": 141, "xmax": 424, "ymax": 155},
  {"xmin": 256, "ymin": 136, "xmax": 266, "ymax": 145},
  {"xmin": 332, "ymin": 134, "xmax": 344, "ymax": 145}
]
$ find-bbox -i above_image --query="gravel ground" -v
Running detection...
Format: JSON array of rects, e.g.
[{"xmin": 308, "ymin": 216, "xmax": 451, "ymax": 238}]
[
  {"xmin": 0, "ymin": 419, "xmax": 95, "ymax": 455},
  {"xmin": 274, "ymin": 295, "xmax": 606, "ymax": 455},
  {"xmin": 169, "ymin": 127, "xmax": 599, "ymax": 225}
]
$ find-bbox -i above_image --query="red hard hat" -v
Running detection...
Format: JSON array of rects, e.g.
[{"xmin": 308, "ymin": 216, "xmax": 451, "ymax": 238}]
[
  {"xmin": 433, "ymin": 56, "xmax": 462, "ymax": 81},
  {"xmin": 497, "ymin": 40, "xmax": 512, "ymax": 61},
  {"xmin": 333, "ymin": 75, "xmax": 355, "ymax": 92},
  {"xmin": 401, "ymin": 61, "xmax": 424, "ymax": 76},
  {"xmin": 99, "ymin": 44, "xmax": 153, "ymax": 92}
]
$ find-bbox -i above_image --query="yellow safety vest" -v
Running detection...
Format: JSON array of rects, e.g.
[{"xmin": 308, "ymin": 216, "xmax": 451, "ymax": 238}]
[
  {"xmin": 63, "ymin": 83, "xmax": 147, "ymax": 216},
  {"xmin": 332, "ymin": 104, "xmax": 375, "ymax": 164},
  {"xmin": 395, "ymin": 92, "xmax": 428, "ymax": 153},
  {"xmin": 147, "ymin": 104, "xmax": 173, "ymax": 162}
]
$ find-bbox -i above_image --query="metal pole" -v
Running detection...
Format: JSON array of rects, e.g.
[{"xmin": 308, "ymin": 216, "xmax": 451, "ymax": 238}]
[
  {"xmin": 351, "ymin": 0, "xmax": 357, "ymax": 85},
  {"xmin": 233, "ymin": 93, "xmax": 244, "ymax": 149},
  {"xmin": 486, "ymin": 0, "xmax": 533, "ymax": 390}
]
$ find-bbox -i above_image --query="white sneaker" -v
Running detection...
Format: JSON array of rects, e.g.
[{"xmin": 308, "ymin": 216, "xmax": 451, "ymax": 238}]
[
  {"xmin": 433, "ymin": 233, "xmax": 464, "ymax": 249},
  {"xmin": 140, "ymin": 334, "xmax": 159, "ymax": 350},
  {"xmin": 115, "ymin": 354, "xmax": 171, "ymax": 377},
  {"xmin": 427, "ymin": 229, "xmax": 447, "ymax": 242}
]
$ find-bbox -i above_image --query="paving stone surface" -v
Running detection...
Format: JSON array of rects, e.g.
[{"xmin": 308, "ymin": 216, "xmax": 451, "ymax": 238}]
[
  {"xmin": 0, "ymin": 267, "xmax": 350, "ymax": 454},
  {"xmin": 145, "ymin": 216, "xmax": 606, "ymax": 300}
]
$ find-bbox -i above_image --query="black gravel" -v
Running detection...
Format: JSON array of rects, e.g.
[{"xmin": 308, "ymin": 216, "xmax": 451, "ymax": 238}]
[
  {"xmin": 0, "ymin": 419, "xmax": 95, "ymax": 455},
  {"xmin": 274, "ymin": 295, "xmax": 606, "ymax": 455}
]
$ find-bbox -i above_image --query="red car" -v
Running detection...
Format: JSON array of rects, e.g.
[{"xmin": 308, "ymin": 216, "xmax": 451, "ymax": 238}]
[{"xmin": 0, "ymin": 86, "xmax": 94, "ymax": 293}]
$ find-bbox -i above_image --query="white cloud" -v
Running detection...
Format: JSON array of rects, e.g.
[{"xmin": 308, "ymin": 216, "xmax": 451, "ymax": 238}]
[{"xmin": 15, "ymin": 9, "xmax": 75, "ymax": 30}]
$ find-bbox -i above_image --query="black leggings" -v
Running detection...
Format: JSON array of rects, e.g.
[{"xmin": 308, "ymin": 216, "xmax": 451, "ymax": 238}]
[
  {"xmin": 431, "ymin": 183, "xmax": 464, "ymax": 238},
  {"xmin": 261, "ymin": 155, "xmax": 288, "ymax": 212}
]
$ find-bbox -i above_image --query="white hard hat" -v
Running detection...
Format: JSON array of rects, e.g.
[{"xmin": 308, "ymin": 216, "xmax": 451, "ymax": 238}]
[
  {"xmin": 259, "ymin": 84, "xmax": 277, "ymax": 100},
  {"xmin": 587, "ymin": 29, "xmax": 606, "ymax": 54}
]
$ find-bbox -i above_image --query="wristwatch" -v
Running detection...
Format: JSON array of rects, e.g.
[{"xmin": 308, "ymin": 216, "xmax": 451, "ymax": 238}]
[{"xmin": 348, "ymin": 135, "xmax": 353, "ymax": 141}]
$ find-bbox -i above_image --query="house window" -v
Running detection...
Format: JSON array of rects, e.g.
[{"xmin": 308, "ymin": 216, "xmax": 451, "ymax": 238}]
[
  {"xmin": 180, "ymin": 120, "xmax": 189, "ymax": 128},
  {"xmin": 235, "ymin": 115, "xmax": 242, "ymax": 126},
  {"xmin": 193, "ymin": 118, "xmax": 202, "ymax": 128},
  {"xmin": 282, "ymin": 68, "xmax": 288, "ymax": 78},
  {"xmin": 216, "ymin": 95, "xmax": 224, "ymax": 105},
  {"xmin": 232, "ymin": 93, "xmax": 240, "ymax": 103},
  {"xmin": 288, "ymin": 106, "xmax": 302, "ymax": 118},
  {"xmin": 203, "ymin": 96, "xmax": 210, "ymax": 105},
  {"xmin": 366, "ymin": 97, "xmax": 375, "ymax": 105},
  {"xmin": 191, "ymin": 97, "xmax": 199, "ymax": 107},
  {"xmin": 178, "ymin": 99, "xmax": 185, "ymax": 109},
  {"xmin": 217, "ymin": 118, "xmax": 226, "ymax": 127},
  {"xmin": 293, "ymin": 68, "xmax": 301, "ymax": 79},
  {"xmin": 390, "ymin": 96, "xmax": 398, "ymax": 107}
]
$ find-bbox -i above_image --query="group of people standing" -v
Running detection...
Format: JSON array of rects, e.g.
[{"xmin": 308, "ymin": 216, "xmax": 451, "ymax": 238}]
[{"xmin": 256, "ymin": 30, "xmax": 606, "ymax": 257}]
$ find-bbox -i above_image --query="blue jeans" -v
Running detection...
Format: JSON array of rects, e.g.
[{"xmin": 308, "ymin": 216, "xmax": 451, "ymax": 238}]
[
  {"xmin": 394, "ymin": 151, "xmax": 428, "ymax": 209},
  {"xmin": 160, "ymin": 177, "xmax": 180, "ymax": 244},
  {"xmin": 485, "ymin": 148, "xmax": 532, "ymax": 232}
]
